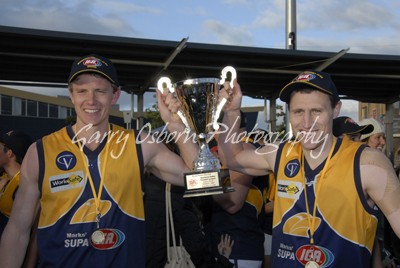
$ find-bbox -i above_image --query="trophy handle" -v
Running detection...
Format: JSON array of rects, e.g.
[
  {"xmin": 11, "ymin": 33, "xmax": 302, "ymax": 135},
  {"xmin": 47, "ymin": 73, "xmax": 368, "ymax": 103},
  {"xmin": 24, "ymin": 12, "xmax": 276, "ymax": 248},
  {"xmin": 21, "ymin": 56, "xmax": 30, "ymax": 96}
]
[
  {"xmin": 157, "ymin": 77, "xmax": 175, "ymax": 94},
  {"xmin": 212, "ymin": 66, "xmax": 237, "ymax": 130},
  {"xmin": 157, "ymin": 77, "xmax": 190, "ymax": 133},
  {"xmin": 220, "ymin": 66, "xmax": 237, "ymax": 88}
]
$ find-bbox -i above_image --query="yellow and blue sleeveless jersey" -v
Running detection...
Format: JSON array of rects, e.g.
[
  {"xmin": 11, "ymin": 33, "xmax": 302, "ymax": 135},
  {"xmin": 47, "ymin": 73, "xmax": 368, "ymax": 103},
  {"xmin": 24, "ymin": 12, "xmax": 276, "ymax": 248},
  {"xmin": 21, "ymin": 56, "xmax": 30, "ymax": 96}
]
[
  {"xmin": 36, "ymin": 124, "xmax": 145, "ymax": 267},
  {"xmin": 0, "ymin": 172, "xmax": 19, "ymax": 217},
  {"xmin": 0, "ymin": 172, "xmax": 20, "ymax": 234},
  {"xmin": 272, "ymin": 137, "xmax": 378, "ymax": 267},
  {"xmin": 253, "ymin": 172, "xmax": 275, "ymax": 235}
]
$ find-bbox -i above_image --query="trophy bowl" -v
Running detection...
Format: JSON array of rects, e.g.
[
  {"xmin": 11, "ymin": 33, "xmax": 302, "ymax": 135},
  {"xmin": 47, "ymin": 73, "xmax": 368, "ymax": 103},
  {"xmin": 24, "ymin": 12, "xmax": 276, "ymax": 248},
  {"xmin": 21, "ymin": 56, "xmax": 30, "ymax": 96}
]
[{"xmin": 158, "ymin": 67, "xmax": 236, "ymax": 197}]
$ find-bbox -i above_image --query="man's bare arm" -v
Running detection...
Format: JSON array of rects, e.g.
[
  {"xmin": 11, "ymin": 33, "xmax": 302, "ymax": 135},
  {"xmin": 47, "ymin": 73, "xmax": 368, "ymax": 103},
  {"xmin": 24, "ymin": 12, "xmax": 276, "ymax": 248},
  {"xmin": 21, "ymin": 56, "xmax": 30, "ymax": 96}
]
[
  {"xmin": 361, "ymin": 148, "xmax": 400, "ymax": 238},
  {"xmin": 140, "ymin": 90, "xmax": 198, "ymax": 186},
  {"xmin": 141, "ymin": 137, "xmax": 192, "ymax": 187},
  {"xmin": 0, "ymin": 143, "xmax": 40, "ymax": 268},
  {"xmin": 212, "ymin": 170, "xmax": 253, "ymax": 214},
  {"xmin": 218, "ymin": 80, "xmax": 275, "ymax": 175}
]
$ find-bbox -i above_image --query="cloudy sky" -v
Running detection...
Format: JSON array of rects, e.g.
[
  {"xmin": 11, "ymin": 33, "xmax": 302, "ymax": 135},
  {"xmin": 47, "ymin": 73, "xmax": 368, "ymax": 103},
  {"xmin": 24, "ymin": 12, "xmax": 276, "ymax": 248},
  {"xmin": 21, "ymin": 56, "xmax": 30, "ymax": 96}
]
[{"xmin": 2, "ymin": 0, "xmax": 400, "ymax": 126}]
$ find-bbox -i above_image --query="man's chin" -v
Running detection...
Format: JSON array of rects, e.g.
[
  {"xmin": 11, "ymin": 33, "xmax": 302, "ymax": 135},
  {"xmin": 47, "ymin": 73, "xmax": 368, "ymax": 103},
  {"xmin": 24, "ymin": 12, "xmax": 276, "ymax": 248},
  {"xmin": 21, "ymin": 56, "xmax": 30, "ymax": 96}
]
[{"xmin": 300, "ymin": 140, "xmax": 322, "ymax": 151}]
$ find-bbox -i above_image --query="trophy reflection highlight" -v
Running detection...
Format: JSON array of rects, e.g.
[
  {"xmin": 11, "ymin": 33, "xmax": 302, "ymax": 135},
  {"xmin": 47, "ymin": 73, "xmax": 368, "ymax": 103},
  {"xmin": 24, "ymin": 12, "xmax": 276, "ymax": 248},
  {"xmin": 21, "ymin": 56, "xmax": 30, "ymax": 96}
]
[{"xmin": 157, "ymin": 67, "xmax": 236, "ymax": 197}]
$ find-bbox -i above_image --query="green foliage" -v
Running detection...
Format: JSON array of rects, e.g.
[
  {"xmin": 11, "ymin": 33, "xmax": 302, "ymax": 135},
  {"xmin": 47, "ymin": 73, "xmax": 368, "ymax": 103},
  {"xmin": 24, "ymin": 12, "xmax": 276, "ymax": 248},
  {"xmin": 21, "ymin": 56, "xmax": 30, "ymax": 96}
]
[
  {"xmin": 276, "ymin": 104, "xmax": 286, "ymax": 138},
  {"xmin": 66, "ymin": 115, "xmax": 76, "ymax": 124},
  {"xmin": 144, "ymin": 102, "xmax": 164, "ymax": 129}
]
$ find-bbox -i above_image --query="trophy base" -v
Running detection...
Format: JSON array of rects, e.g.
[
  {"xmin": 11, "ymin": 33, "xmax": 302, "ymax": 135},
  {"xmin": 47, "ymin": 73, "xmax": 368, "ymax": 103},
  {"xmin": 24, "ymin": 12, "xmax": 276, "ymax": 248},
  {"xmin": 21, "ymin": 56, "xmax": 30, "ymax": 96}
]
[
  {"xmin": 183, "ymin": 186, "xmax": 235, "ymax": 198},
  {"xmin": 183, "ymin": 169, "xmax": 234, "ymax": 198}
]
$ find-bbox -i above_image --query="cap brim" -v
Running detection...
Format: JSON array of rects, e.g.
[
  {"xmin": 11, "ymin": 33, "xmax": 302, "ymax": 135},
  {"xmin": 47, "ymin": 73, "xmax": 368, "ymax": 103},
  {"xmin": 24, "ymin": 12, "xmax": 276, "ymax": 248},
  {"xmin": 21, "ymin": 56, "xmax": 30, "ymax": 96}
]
[
  {"xmin": 358, "ymin": 124, "xmax": 374, "ymax": 135},
  {"xmin": 344, "ymin": 124, "xmax": 373, "ymax": 135}
]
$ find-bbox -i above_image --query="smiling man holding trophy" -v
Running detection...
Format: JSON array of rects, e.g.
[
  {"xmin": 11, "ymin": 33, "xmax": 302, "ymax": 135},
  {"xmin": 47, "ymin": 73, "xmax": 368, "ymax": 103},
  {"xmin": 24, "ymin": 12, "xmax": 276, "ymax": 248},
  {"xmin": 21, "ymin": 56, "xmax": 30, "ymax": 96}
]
[{"xmin": 157, "ymin": 66, "xmax": 236, "ymax": 197}]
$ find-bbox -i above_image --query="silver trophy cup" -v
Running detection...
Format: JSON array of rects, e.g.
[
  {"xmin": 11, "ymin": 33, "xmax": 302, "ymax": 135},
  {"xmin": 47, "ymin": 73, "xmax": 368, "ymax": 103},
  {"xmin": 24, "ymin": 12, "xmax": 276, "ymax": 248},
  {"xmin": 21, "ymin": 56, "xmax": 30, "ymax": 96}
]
[{"xmin": 158, "ymin": 67, "xmax": 236, "ymax": 197}]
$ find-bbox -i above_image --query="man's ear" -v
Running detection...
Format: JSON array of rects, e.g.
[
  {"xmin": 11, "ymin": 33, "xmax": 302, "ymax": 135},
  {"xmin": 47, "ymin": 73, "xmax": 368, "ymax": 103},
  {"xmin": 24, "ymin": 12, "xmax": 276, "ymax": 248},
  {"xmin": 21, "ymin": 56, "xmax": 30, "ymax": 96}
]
[
  {"xmin": 5, "ymin": 148, "xmax": 14, "ymax": 159},
  {"xmin": 69, "ymin": 87, "xmax": 75, "ymax": 105},
  {"xmin": 333, "ymin": 101, "xmax": 342, "ymax": 118},
  {"xmin": 111, "ymin": 87, "xmax": 121, "ymax": 105}
]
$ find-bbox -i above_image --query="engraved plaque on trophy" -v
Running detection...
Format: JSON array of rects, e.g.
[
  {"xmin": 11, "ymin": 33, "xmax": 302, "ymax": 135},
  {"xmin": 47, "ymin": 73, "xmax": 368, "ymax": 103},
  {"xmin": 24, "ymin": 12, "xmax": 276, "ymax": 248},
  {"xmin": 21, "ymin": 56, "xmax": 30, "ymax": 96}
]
[{"xmin": 157, "ymin": 67, "xmax": 236, "ymax": 197}]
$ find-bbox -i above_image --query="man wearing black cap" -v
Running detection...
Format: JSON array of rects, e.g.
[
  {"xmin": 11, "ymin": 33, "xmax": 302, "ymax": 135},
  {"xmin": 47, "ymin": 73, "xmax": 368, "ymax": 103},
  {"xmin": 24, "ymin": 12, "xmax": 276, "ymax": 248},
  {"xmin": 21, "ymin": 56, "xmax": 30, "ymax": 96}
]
[
  {"xmin": 0, "ymin": 54, "xmax": 195, "ymax": 267},
  {"xmin": 332, "ymin": 116, "xmax": 373, "ymax": 141},
  {"xmin": 0, "ymin": 130, "xmax": 33, "ymax": 234},
  {"xmin": 206, "ymin": 70, "xmax": 400, "ymax": 267}
]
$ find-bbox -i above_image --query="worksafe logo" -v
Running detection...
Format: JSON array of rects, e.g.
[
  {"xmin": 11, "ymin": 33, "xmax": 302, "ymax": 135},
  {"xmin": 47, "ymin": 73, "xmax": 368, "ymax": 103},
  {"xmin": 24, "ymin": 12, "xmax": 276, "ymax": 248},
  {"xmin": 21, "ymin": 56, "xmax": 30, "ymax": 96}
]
[
  {"xmin": 49, "ymin": 171, "xmax": 85, "ymax": 193},
  {"xmin": 285, "ymin": 184, "xmax": 300, "ymax": 195},
  {"xmin": 277, "ymin": 180, "xmax": 302, "ymax": 199}
]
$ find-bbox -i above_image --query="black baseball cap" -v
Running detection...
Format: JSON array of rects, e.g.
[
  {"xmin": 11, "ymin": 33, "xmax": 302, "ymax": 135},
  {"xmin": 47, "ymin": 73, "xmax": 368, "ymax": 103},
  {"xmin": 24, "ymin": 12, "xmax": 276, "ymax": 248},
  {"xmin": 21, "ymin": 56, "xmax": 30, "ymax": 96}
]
[
  {"xmin": 279, "ymin": 70, "xmax": 339, "ymax": 103},
  {"xmin": 0, "ymin": 130, "xmax": 33, "ymax": 160},
  {"xmin": 68, "ymin": 54, "xmax": 120, "ymax": 87},
  {"xmin": 332, "ymin": 116, "xmax": 373, "ymax": 137}
]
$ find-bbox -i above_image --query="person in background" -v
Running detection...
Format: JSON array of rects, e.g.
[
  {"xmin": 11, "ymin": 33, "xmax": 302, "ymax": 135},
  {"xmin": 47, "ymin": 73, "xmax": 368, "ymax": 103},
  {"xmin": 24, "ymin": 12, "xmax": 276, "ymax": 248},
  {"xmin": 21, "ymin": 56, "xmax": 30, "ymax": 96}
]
[
  {"xmin": 144, "ymin": 137, "xmax": 211, "ymax": 268},
  {"xmin": 0, "ymin": 130, "xmax": 37, "ymax": 267},
  {"xmin": 246, "ymin": 129, "xmax": 275, "ymax": 268},
  {"xmin": 145, "ymin": 168, "xmax": 236, "ymax": 268},
  {"xmin": 359, "ymin": 118, "xmax": 386, "ymax": 151},
  {"xmin": 209, "ymin": 116, "xmax": 265, "ymax": 268},
  {"xmin": 0, "ymin": 130, "xmax": 33, "ymax": 235},
  {"xmin": 144, "ymin": 171, "xmax": 203, "ymax": 267},
  {"xmin": 0, "ymin": 54, "xmax": 195, "ymax": 268},
  {"xmin": 217, "ymin": 234, "xmax": 235, "ymax": 264},
  {"xmin": 333, "ymin": 116, "xmax": 373, "ymax": 141},
  {"xmin": 358, "ymin": 118, "xmax": 400, "ymax": 267}
]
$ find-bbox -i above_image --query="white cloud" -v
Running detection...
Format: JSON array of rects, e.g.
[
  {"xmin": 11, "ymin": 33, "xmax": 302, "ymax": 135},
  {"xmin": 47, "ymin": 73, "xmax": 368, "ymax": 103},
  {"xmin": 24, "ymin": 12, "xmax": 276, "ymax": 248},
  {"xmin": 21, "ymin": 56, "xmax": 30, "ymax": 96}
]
[
  {"xmin": 0, "ymin": 0, "xmax": 138, "ymax": 36},
  {"xmin": 203, "ymin": 19, "xmax": 253, "ymax": 46},
  {"xmin": 299, "ymin": 33, "xmax": 400, "ymax": 55},
  {"xmin": 177, "ymin": 6, "xmax": 208, "ymax": 16},
  {"xmin": 297, "ymin": 0, "xmax": 399, "ymax": 33},
  {"xmin": 253, "ymin": 9, "xmax": 284, "ymax": 29},
  {"xmin": 223, "ymin": 0, "xmax": 250, "ymax": 5},
  {"xmin": 342, "ymin": 3, "xmax": 394, "ymax": 28},
  {"xmin": 339, "ymin": 99, "xmax": 359, "ymax": 121},
  {"xmin": 93, "ymin": 1, "xmax": 161, "ymax": 14}
]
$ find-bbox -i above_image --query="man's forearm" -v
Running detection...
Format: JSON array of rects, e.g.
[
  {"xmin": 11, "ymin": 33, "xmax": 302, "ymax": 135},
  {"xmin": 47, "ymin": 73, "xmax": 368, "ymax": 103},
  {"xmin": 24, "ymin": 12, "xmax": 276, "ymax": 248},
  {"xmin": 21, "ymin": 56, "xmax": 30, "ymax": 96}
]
[
  {"xmin": 218, "ymin": 110, "xmax": 244, "ymax": 168},
  {"xmin": 168, "ymin": 123, "xmax": 198, "ymax": 171}
]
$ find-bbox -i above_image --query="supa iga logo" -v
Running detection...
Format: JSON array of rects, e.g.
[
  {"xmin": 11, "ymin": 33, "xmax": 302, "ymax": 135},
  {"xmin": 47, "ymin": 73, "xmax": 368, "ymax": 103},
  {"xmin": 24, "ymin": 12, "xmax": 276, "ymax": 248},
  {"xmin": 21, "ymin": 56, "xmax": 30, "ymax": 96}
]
[
  {"xmin": 90, "ymin": 229, "xmax": 125, "ymax": 250},
  {"xmin": 295, "ymin": 245, "xmax": 334, "ymax": 267}
]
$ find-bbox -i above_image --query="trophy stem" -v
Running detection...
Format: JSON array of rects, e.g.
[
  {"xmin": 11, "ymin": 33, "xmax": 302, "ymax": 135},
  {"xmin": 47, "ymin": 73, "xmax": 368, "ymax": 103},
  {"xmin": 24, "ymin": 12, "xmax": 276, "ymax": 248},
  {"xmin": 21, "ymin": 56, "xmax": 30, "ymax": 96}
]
[
  {"xmin": 193, "ymin": 138, "xmax": 221, "ymax": 171},
  {"xmin": 183, "ymin": 137, "xmax": 235, "ymax": 197}
]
